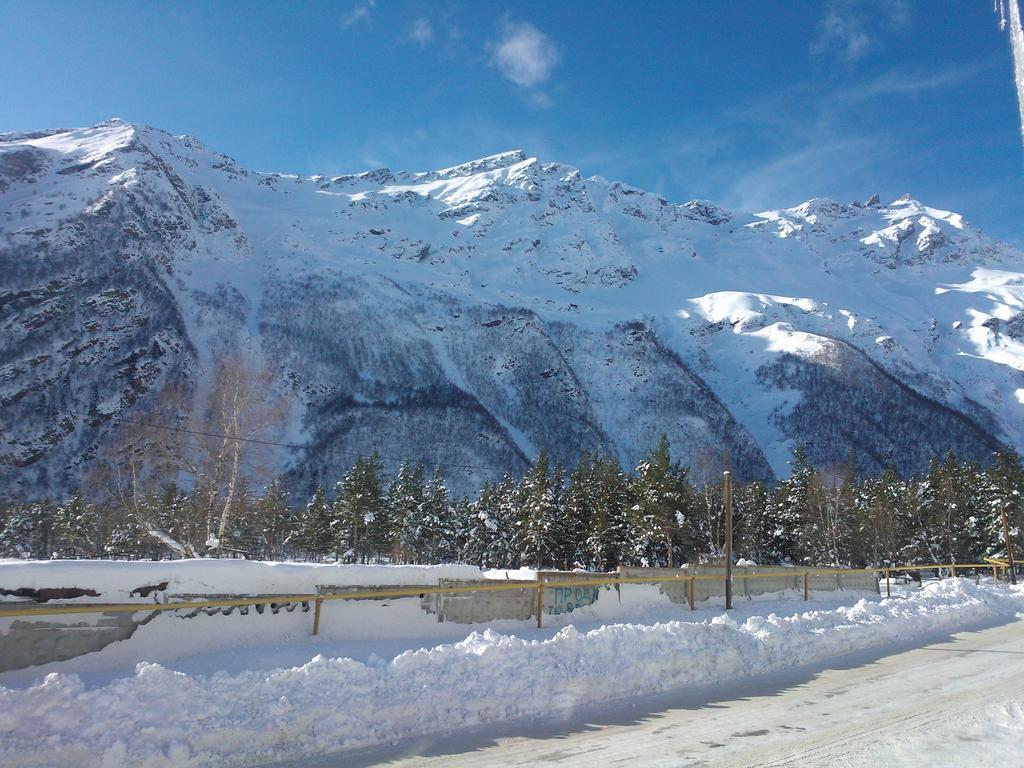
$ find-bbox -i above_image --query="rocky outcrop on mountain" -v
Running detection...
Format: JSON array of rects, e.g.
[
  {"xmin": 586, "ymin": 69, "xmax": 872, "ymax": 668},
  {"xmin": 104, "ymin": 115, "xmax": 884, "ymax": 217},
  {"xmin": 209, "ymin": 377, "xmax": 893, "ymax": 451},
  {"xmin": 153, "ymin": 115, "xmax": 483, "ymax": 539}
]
[{"xmin": 2, "ymin": 120, "xmax": 1022, "ymax": 497}]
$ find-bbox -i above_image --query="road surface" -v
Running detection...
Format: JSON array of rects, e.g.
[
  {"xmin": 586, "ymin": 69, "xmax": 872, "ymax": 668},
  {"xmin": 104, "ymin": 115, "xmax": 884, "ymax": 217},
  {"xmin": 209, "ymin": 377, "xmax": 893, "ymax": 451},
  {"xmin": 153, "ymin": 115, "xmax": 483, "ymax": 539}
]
[{"xmin": 344, "ymin": 618, "xmax": 1024, "ymax": 768}]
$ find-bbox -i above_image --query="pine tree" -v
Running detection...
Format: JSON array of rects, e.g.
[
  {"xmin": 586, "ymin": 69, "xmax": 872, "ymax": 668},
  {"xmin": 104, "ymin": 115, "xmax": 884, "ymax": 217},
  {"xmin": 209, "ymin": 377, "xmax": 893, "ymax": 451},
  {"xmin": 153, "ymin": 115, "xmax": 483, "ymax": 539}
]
[
  {"xmin": 519, "ymin": 451, "xmax": 562, "ymax": 569},
  {"xmin": 52, "ymin": 493, "xmax": 100, "ymax": 557},
  {"xmin": 463, "ymin": 480, "xmax": 514, "ymax": 567},
  {"xmin": 733, "ymin": 479, "xmax": 771, "ymax": 564},
  {"xmin": 222, "ymin": 480, "xmax": 261, "ymax": 557},
  {"xmin": 395, "ymin": 466, "xmax": 452, "ymax": 563},
  {"xmin": 333, "ymin": 454, "xmax": 387, "ymax": 563},
  {"xmin": 489, "ymin": 473, "xmax": 521, "ymax": 567},
  {"xmin": 0, "ymin": 501, "xmax": 55, "ymax": 559},
  {"xmin": 692, "ymin": 479, "xmax": 724, "ymax": 562},
  {"xmin": 916, "ymin": 452, "xmax": 981, "ymax": 564},
  {"xmin": 584, "ymin": 456, "xmax": 632, "ymax": 571},
  {"xmin": 104, "ymin": 512, "xmax": 150, "ymax": 559},
  {"xmin": 981, "ymin": 451, "xmax": 1024, "ymax": 562},
  {"xmin": 628, "ymin": 434, "xmax": 690, "ymax": 567},
  {"xmin": 448, "ymin": 494, "xmax": 474, "ymax": 561},
  {"xmin": 561, "ymin": 458, "xmax": 595, "ymax": 569},
  {"xmin": 421, "ymin": 467, "xmax": 454, "ymax": 562},
  {"xmin": 252, "ymin": 478, "xmax": 293, "ymax": 560},
  {"xmin": 763, "ymin": 444, "xmax": 813, "ymax": 564},
  {"xmin": 391, "ymin": 462, "xmax": 426, "ymax": 563},
  {"xmin": 800, "ymin": 462, "xmax": 854, "ymax": 567},
  {"xmin": 150, "ymin": 484, "xmax": 204, "ymax": 558},
  {"xmin": 289, "ymin": 486, "xmax": 332, "ymax": 561}
]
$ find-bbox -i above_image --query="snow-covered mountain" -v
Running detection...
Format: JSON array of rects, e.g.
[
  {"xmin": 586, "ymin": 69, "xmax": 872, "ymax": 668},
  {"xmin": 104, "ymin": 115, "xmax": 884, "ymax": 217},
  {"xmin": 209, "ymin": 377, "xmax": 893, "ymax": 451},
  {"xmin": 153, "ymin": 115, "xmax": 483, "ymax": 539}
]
[{"xmin": 2, "ymin": 119, "xmax": 1022, "ymax": 497}]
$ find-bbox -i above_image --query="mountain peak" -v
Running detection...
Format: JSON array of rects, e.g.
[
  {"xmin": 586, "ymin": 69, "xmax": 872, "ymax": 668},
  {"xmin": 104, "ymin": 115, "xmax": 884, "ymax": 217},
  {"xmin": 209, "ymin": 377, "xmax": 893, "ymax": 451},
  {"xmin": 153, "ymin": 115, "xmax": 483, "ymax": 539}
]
[
  {"xmin": 3, "ymin": 119, "xmax": 1023, "ymax": 498},
  {"xmin": 0, "ymin": 119, "xmax": 140, "ymax": 167},
  {"xmin": 434, "ymin": 150, "xmax": 530, "ymax": 178}
]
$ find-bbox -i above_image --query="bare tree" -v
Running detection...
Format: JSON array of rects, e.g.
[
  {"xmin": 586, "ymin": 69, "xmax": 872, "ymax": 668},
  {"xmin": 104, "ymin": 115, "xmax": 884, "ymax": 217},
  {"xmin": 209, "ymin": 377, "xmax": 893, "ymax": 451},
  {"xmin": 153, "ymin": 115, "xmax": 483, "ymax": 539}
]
[
  {"xmin": 89, "ymin": 352, "xmax": 291, "ymax": 556},
  {"xmin": 804, "ymin": 463, "xmax": 853, "ymax": 567},
  {"xmin": 186, "ymin": 353, "xmax": 291, "ymax": 554},
  {"xmin": 87, "ymin": 382, "xmax": 203, "ymax": 557}
]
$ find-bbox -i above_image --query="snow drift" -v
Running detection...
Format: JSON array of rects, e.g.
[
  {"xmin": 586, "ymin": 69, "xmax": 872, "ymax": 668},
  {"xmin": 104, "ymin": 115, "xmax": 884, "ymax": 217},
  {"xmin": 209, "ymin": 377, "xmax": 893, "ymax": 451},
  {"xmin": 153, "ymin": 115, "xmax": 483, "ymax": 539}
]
[
  {"xmin": 0, "ymin": 559, "xmax": 485, "ymax": 603},
  {"xmin": 0, "ymin": 579, "xmax": 1021, "ymax": 768}
]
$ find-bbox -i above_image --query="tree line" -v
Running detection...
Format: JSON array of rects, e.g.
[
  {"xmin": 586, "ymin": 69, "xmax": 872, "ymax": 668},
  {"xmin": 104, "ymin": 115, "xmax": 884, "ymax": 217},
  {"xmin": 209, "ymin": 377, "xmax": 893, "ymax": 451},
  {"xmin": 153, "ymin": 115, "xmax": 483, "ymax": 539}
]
[{"xmin": 2, "ymin": 436, "xmax": 1022, "ymax": 570}]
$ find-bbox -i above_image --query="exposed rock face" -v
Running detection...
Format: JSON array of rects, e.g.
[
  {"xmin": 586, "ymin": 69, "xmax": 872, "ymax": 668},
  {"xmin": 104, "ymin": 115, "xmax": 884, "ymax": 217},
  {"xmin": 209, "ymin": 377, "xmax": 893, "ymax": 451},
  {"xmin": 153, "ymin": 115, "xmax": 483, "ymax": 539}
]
[{"xmin": 2, "ymin": 120, "xmax": 1022, "ymax": 496}]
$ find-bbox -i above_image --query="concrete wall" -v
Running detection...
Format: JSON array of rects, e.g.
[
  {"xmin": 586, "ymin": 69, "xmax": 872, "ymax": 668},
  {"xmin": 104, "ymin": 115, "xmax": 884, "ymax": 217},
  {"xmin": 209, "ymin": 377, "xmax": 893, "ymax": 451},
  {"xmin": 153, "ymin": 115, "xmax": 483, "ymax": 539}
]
[
  {"xmin": 743, "ymin": 567, "xmax": 802, "ymax": 596},
  {"xmin": 0, "ymin": 611, "xmax": 150, "ymax": 673},
  {"xmin": 423, "ymin": 579, "xmax": 537, "ymax": 623},
  {"xmin": 0, "ymin": 596, "xmax": 311, "ymax": 673},
  {"xmin": 618, "ymin": 567, "xmax": 699, "ymax": 604},
  {"xmin": 618, "ymin": 565, "xmax": 879, "ymax": 605},
  {"xmin": 423, "ymin": 574, "xmax": 601, "ymax": 624},
  {"xmin": 0, "ymin": 568, "xmax": 880, "ymax": 670},
  {"xmin": 537, "ymin": 571, "xmax": 601, "ymax": 616}
]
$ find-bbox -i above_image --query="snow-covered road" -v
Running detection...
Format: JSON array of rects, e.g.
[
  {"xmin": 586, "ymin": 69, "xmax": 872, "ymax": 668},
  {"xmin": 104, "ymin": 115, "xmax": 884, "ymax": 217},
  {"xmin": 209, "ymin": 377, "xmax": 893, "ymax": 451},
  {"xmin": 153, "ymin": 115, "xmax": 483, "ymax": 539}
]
[{"xmin": 351, "ymin": 618, "xmax": 1024, "ymax": 767}]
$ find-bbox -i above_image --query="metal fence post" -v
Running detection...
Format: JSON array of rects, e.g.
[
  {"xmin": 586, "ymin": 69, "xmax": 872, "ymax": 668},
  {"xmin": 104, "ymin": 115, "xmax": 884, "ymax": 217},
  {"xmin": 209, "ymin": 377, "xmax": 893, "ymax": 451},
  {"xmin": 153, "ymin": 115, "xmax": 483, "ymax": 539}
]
[
  {"xmin": 1001, "ymin": 506, "xmax": 1018, "ymax": 585},
  {"xmin": 724, "ymin": 471, "xmax": 733, "ymax": 610},
  {"xmin": 803, "ymin": 572, "xmax": 809, "ymax": 601},
  {"xmin": 312, "ymin": 596, "xmax": 323, "ymax": 636}
]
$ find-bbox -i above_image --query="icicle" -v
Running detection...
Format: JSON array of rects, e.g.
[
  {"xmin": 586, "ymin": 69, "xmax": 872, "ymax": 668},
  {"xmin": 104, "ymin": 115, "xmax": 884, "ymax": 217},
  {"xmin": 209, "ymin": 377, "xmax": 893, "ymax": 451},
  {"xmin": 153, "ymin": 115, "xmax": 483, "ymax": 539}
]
[{"xmin": 1009, "ymin": 0, "xmax": 1024, "ymax": 145}]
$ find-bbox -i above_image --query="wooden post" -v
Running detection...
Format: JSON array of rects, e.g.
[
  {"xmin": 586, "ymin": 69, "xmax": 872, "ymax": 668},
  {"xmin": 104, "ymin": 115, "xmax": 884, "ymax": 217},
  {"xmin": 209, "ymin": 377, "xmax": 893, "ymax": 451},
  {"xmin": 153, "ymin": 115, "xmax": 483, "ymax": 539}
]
[
  {"xmin": 535, "ymin": 581, "xmax": 544, "ymax": 629},
  {"xmin": 803, "ymin": 571, "xmax": 809, "ymax": 601},
  {"xmin": 724, "ymin": 471, "xmax": 733, "ymax": 610},
  {"xmin": 950, "ymin": 563, "xmax": 957, "ymax": 579},
  {"xmin": 689, "ymin": 575, "xmax": 696, "ymax": 610},
  {"xmin": 993, "ymin": 565, "xmax": 999, "ymax": 584},
  {"xmin": 885, "ymin": 569, "xmax": 891, "ymax": 598},
  {"xmin": 1000, "ymin": 506, "xmax": 1017, "ymax": 585},
  {"xmin": 312, "ymin": 596, "xmax": 323, "ymax": 636}
]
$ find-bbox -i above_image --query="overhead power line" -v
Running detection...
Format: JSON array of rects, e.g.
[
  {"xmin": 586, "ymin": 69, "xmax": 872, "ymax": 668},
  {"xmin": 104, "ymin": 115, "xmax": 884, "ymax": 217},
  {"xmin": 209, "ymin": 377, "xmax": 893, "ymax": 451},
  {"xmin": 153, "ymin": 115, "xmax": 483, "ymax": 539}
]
[{"xmin": 25, "ymin": 404, "xmax": 518, "ymax": 476}]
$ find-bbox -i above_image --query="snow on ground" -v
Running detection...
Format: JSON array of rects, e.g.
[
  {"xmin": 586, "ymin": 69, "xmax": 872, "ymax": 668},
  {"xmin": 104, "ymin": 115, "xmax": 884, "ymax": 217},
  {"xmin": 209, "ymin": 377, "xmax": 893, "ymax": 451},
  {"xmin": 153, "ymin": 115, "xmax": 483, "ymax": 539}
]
[
  {"xmin": 0, "ymin": 559, "xmax": 485, "ymax": 603},
  {"xmin": 0, "ymin": 579, "xmax": 1022, "ymax": 768},
  {"xmin": 0, "ymin": 581, "xmax": 793, "ymax": 687},
  {"xmin": 361, "ymin": 616, "xmax": 1024, "ymax": 768},
  {"xmin": 482, "ymin": 567, "xmax": 537, "ymax": 580},
  {"xmin": 9, "ymin": 120, "xmax": 1024, "ymax": 498},
  {"xmin": 883, "ymin": 696, "xmax": 1024, "ymax": 766}
]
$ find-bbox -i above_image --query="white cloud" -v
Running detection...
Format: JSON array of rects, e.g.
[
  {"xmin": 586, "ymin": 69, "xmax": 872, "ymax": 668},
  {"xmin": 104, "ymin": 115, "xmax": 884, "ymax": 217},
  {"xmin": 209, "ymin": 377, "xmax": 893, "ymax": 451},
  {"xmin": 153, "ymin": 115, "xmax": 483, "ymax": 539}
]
[
  {"xmin": 525, "ymin": 91, "xmax": 553, "ymax": 109},
  {"xmin": 816, "ymin": 6, "xmax": 871, "ymax": 61},
  {"xmin": 722, "ymin": 138, "xmax": 879, "ymax": 213},
  {"xmin": 888, "ymin": 0, "xmax": 911, "ymax": 28},
  {"xmin": 812, "ymin": 0, "xmax": 911, "ymax": 63},
  {"xmin": 849, "ymin": 63, "xmax": 990, "ymax": 100},
  {"xmin": 409, "ymin": 17, "xmax": 434, "ymax": 46},
  {"xmin": 491, "ymin": 21, "xmax": 559, "ymax": 88},
  {"xmin": 342, "ymin": 0, "xmax": 375, "ymax": 29}
]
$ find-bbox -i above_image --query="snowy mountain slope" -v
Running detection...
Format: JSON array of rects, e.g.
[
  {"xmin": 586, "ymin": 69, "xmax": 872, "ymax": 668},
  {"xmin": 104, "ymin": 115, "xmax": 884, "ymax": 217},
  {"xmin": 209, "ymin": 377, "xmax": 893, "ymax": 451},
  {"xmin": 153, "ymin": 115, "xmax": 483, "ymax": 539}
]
[{"xmin": 1, "ymin": 119, "xmax": 1022, "ymax": 496}]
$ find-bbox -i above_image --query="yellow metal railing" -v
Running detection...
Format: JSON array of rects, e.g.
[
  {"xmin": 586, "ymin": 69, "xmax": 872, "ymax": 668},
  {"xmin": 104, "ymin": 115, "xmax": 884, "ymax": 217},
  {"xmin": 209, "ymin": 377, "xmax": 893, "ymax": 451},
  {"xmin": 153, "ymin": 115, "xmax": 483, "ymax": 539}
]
[{"xmin": 0, "ymin": 561, "xmax": 1012, "ymax": 633}]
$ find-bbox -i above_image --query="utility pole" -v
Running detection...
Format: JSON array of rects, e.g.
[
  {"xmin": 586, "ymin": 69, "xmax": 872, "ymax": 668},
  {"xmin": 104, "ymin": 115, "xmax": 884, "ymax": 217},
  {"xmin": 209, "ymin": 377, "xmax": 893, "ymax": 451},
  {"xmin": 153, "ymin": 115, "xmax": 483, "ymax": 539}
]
[
  {"xmin": 1000, "ymin": 504, "xmax": 1017, "ymax": 585},
  {"xmin": 724, "ymin": 470, "xmax": 733, "ymax": 609}
]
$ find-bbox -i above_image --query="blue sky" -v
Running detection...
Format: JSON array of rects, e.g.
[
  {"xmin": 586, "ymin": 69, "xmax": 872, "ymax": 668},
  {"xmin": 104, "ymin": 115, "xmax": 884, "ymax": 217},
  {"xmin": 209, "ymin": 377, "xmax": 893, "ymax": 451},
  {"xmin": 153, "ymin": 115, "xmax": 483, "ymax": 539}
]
[{"xmin": 3, "ymin": 0, "xmax": 1022, "ymax": 245}]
